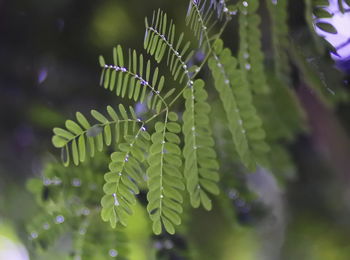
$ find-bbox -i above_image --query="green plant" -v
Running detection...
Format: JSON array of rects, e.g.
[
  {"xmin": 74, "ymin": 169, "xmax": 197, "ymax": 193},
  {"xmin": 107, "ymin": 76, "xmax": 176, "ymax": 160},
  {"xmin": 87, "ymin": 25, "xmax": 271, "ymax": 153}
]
[{"xmin": 27, "ymin": 0, "xmax": 349, "ymax": 259}]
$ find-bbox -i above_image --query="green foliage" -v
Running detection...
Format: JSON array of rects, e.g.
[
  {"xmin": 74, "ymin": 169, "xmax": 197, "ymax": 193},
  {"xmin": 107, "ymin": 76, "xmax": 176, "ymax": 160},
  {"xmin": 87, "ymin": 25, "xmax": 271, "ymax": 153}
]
[
  {"xmin": 186, "ymin": 0, "xmax": 215, "ymax": 45},
  {"xmin": 263, "ymin": 0, "xmax": 309, "ymax": 162},
  {"xmin": 311, "ymin": 0, "xmax": 337, "ymax": 34},
  {"xmin": 144, "ymin": 9, "xmax": 194, "ymax": 84},
  {"xmin": 99, "ymin": 46, "xmax": 172, "ymax": 113},
  {"xmin": 208, "ymin": 40, "xmax": 269, "ymax": 171},
  {"xmin": 27, "ymin": 0, "xmax": 348, "ymax": 258},
  {"xmin": 101, "ymin": 128, "xmax": 150, "ymax": 228},
  {"xmin": 183, "ymin": 79, "xmax": 220, "ymax": 210},
  {"xmin": 52, "ymin": 105, "xmax": 144, "ymax": 166},
  {"xmin": 266, "ymin": 0, "xmax": 291, "ymax": 84},
  {"xmin": 147, "ymin": 112, "xmax": 184, "ymax": 235},
  {"xmin": 27, "ymin": 157, "xmax": 129, "ymax": 260},
  {"xmin": 238, "ymin": 0, "xmax": 269, "ymax": 95}
]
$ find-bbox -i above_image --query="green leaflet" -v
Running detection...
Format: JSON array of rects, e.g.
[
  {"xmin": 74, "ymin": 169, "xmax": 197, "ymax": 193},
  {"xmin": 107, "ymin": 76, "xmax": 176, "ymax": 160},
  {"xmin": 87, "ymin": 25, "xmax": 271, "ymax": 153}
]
[
  {"xmin": 303, "ymin": 0, "xmax": 340, "ymax": 64},
  {"xmin": 144, "ymin": 9, "xmax": 194, "ymax": 84},
  {"xmin": 146, "ymin": 113, "xmax": 184, "ymax": 235},
  {"xmin": 313, "ymin": 7, "xmax": 333, "ymax": 18},
  {"xmin": 99, "ymin": 46, "xmax": 174, "ymax": 113},
  {"xmin": 238, "ymin": 1, "xmax": 269, "ymax": 94},
  {"xmin": 186, "ymin": 0, "xmax": 218, "ymax": 47},
  {"xmin": 208, "ymin": 40, "xmax": 269, "ymax": 171},
  {"xmin": 182, "ymin": 79, "xmax": 220, "ymax": 210},
  {"xmin": 52, "ymin": 105, "xmax": 143, "ymax": 166},
  {"xmin": 238, "ymin": 1, "xmax": 306, "ymax": 177},
  {"xmin": 315, "ymin": 22, "xmax": 337, "ymax": 34},
  {"xmin": 101, "ymin": 127, "xmax": 150, "ymax": 228}
]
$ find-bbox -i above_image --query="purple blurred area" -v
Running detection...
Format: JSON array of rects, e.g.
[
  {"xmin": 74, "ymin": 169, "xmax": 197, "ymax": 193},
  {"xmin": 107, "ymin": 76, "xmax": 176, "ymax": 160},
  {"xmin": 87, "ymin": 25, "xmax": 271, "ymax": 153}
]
[{"xmin": 314, "ymin": 0, "xmax": 350, "ymax": 71}]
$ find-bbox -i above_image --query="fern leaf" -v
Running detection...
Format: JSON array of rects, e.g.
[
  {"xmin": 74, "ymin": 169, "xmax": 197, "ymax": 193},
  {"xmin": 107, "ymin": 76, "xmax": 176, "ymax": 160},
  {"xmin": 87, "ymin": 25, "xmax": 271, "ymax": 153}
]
[
  {"xmin": 262, "ymin": 0, "xmax": 308, "ymax": 140},
  {"xmin": 146, "ymin": 112, "xmax": 184, "ymax": 234},
  {"xmin": 265, "ymin": 0, "xmax": 291, "ymax": 84},
  {"xmin": 99, "ymin": 46, "xmax": 173, "ymax": 113},
  {"xmin": 144, "ymin": 9, "xmax": 195, "ymax": 85},
  {"xmin": 182, "ymin": 79, "xmax": 220, "ymax": 210},
  {"xmin": 238, "ymin": 1, "xmax": 269, "ymax": 94},
  {"xmin": 186, "ymin": 0, "xmax": 220, "ymax": 46},
  {"xmin": 52, "ymin": 105, "xmax": 144, "ymax": 166},
  {"xmin": 208, "ymin": 39, "xmax": 269, "ymax": 171},
  {"xmin": 101, "ymin": 125, "xmax": 150, "ymax": 228}
]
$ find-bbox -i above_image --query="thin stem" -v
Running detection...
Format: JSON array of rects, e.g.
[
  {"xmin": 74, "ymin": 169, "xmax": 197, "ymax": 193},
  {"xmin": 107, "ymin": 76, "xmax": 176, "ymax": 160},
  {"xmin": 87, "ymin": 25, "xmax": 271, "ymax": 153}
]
[{"xmin": 158, "ymin": 110, "xmax": 169, "ymax": 216}]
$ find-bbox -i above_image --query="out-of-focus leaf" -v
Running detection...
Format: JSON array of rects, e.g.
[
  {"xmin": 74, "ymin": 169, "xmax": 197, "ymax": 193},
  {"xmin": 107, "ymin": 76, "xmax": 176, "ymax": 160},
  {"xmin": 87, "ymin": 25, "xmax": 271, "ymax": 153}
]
[{"xmin": 316, "ymin": 22, "xmax": 337, "ymax": 34}]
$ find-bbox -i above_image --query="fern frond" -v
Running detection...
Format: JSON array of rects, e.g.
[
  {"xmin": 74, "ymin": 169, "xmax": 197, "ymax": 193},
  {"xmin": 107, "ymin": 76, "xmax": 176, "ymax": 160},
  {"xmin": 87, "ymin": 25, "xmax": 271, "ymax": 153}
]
[
  {"xmin": 101, "ymin": 126, "xmax": 150, "ymax": 228},
  {"xmin": 147, "ymin": 112, "xmax": 184, "ymax": 235},
  {"xmin": 265, "ymin": 0, "xmax": 291, "ymax": 84},
  {"xmin": 144, "ymin": 9, "xmax": 195, "ymax": 84},
  {"xmin": 238, "ymin": 1, "xmax": 269, "ymax": 94},
  {"xmin": 182, "ymin": 79, "xmax": 220, "ymax": 210},
  {"xmin": 52, "ymin": 105, "xmax": 143, "ymax": 166},
  {"xmin": 208, "ymin": 40, "xmax": 269, "ymax": 171},
  {"xmin": 263, "ymin": 1, "xmax": 308, "ymax": 140},
  {"xmin": 99, "ymin": 46, "xmax": 174, "ymax": 113},
  {"xmin": 186, "ymin": 0, "xmax": 220, "ymax": 46}
]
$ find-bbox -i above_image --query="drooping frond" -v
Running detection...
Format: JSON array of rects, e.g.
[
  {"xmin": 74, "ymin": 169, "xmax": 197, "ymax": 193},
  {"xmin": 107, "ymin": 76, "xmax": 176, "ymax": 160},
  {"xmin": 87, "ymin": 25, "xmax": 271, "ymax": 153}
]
[
  {"xmin": 238, "ymin": 1, "xmax": 306, "ymax": 167},
  {"xmin": 208, "ymin": 39, "xmax": 269, "ymax": 171},
  {"xmin": 264, "ymin": 0, "xmax": 308, "ymax": 140},
  {"xmin": 101, "ymin": 126, "xmax": 150, "ymax": 228},
  {"xmin": 182, "ymin": 79, "xmax": 220, "ymax": 210},
  {"xmin": 147, "ymin": 112, "xmax": 184, "ymax": 235},
  {"xmin": 99, "ymin": 46, "xmax": 175, "ymax": 113},
  {"xmin": 238, "ymin": 1, "xmax": 269, "ymax": 94},
  {"xmin": 186, "ymin": 0, "xmax": 220, "ymax": 46},
  {"xmin": 52, "ymin": 105, "xmax": 143, "ymax": 166},
  {"xmin": 144, "ymin": 9, "xmax": 194, "ymax": 84},
  {"xmin": 265, "ymin": 0, "xmax": 291, "ymax": 84}
]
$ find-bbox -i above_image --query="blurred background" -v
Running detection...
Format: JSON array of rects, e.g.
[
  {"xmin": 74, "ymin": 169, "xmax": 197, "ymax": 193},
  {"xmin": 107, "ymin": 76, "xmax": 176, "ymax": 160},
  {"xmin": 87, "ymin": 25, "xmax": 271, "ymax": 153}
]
[{"xmin": 1, "ymin": 0, "xmax": 350, "ymax": 259}]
